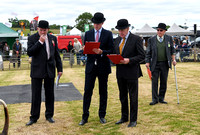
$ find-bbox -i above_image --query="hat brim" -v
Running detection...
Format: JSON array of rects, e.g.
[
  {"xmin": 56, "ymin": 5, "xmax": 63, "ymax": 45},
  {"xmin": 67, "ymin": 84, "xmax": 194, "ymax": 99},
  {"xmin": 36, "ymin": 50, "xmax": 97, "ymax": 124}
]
[
  {"xmin": 38, "ymin": 26, "xmax": 50, "ymax": 29},
  {"xmin": 156, "ymin": 27, "xmax": 167, "ymax": 31},
  {"xmin": 115, "ymin": 24, "xmax": 130, "ymax": 30},
  {"xmin": 91, "ymin": 18, "xmax": 106, "ymax": 24}
]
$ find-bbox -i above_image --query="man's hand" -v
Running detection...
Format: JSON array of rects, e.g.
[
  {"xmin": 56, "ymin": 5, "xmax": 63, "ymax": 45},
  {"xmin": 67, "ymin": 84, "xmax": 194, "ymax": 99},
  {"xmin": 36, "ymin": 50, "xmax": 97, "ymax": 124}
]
[
  {"xmin": 146, "ymin": 63, "xmax": 150, "ymax": 69},
  {"xmin": 119, "ymin": 58, "xmax": 129, "ymax": 64},
  {"xmin": 57, "ymin": 72, "xmax": 63, "ymax": 78},
  {"xmin": 93, "ymin": 48, "xmax": 103, "ymax": 54},
  {"xmin": 39, "ymin": 34, "xmax": 46, "ymax": 43},
  {"xmin": 172, "ymin": 60, "xmax": 177, "ymax": 66}
]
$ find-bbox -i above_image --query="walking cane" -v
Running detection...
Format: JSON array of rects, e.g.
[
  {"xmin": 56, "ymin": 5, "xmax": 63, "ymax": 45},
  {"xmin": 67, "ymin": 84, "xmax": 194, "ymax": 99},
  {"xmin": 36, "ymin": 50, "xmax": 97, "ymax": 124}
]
[{"xmin": 174, "ymin": 65, "xmax": 179, "ymax": 104}]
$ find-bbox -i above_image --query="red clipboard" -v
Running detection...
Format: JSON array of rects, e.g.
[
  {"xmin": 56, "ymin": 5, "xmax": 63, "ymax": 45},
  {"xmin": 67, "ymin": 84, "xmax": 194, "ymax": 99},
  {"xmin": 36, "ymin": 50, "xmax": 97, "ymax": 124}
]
[
  {"xmin": 83, "ymin": 42, "xmax": 100, "ymax": 54},
  {"xmin": 107, "ymin": 54, "xmax": 124, "ymax": 64},
  {"xmin": 147, "ymin": 68, "xmax": 152, "ymax": 80}
]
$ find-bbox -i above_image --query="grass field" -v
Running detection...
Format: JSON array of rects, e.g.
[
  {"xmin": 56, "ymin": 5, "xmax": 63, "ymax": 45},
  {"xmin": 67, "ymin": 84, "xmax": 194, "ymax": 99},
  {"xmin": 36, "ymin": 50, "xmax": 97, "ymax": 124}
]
[{"xmin": 0, "ymin": 60, "xmax": 200, "ymax": 135}]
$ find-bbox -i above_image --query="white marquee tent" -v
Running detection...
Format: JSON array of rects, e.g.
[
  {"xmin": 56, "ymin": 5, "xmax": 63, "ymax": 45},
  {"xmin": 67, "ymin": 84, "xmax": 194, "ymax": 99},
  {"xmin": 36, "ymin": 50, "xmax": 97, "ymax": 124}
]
[
  {"xmin": 134, "ymin": 24, "xmax": 157, "ymax": 37},
  {"xmin": 68, "ymin": 27, "xmax": 82, "ymax": 35},
  {"xmin": 166, "ymin": 23, "xmax": 193, "ymax": 36}
]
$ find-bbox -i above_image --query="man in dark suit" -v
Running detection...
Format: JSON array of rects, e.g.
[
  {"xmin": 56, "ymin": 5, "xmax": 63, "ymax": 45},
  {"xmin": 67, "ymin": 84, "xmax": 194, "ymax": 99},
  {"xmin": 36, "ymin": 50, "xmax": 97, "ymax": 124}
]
[
  {"xmin": 79, "ymin": 12, "xmax": 114, "ymax": 125},
  {"xmin": 145, "ymin": 23, "xmax": 176, "ymax": 105},
  {"xmin": 26, "ymin": 20, "xmax": 63, "ymax": 126},
  {"xmin": 114, "ymin": 19, "xmax": 145, "ymax": 127}
]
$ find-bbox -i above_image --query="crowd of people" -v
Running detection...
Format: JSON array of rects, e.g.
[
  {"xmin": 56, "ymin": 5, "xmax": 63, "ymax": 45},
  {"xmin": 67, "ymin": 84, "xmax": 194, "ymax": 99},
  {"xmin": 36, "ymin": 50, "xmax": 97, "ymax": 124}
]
[
  {"xmin": 0, "ymin": 39, "xmax": 22, "ymax": 68},
  {"xmin": 173, "ymin": 36, "xmax": 192, "ymax": 62}
]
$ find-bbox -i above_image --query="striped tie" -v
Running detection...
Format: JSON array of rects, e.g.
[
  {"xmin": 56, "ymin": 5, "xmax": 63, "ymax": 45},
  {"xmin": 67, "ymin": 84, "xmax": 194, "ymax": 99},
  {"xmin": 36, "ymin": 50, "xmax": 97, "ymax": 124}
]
[
  {"xmin": 119, "ymin": 38, "xmax": 125, "ymax": 55},
  {"xmin": 95, "ymin": 30, "xmax": 99, "ymax": 42}
]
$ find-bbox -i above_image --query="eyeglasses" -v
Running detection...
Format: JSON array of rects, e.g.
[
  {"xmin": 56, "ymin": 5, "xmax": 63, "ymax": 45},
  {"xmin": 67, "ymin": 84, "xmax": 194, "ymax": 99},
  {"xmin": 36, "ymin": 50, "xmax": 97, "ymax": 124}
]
[{"xmin": 157, "ymin": 29, "xmax": 163, "ymax": 32}]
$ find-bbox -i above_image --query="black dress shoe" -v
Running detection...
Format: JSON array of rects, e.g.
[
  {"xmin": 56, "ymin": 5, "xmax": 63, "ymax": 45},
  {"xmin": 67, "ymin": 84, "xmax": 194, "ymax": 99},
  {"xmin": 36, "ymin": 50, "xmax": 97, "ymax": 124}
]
[
  {"xmin": 149, "ymin": 101, "xmax": 158, "ymax": 105},
  {"xmin": 128, "ymin": 121, "xmax": 137, "ymax": 127},
  {"xmin": 159, "ymin": 100, "xmax": 168, "ymax": 104},
  {"xmin": 46, "ymin": 117, "xmax": 55, "ymax": 123},
  {"xmin": 100, "ymin": 118, "xmax": 106, "ymax": 124},
  {"xmin": 115, "ymin": 119, "xmax": 128, "ymax": 124},
  {"xmin": 26, "ymin": 120, "xmax": 37, "ymax": 126},
  {"xmin": 79, "ymin": 119, "xmax": 88, "ymax": 126}
]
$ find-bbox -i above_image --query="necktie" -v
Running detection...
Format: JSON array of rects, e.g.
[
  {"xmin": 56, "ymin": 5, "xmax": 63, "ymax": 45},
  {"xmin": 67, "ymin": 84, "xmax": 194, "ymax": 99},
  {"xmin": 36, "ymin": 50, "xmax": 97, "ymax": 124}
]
[
  {"xmin": 119, "ymin": 38, "xmax": 125, "ymax": 55},
  {"xmin": 95, "ymin": 30, "xmax": 99, "ymax": 42},
  {"xmin": 159, "ymin": 37, "xmax": 163, "ymax": 42}
]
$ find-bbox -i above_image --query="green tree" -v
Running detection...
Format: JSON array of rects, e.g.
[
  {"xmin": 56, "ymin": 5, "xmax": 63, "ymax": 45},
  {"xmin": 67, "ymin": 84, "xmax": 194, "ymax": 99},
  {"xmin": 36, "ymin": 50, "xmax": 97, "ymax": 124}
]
[
  {"xmin": 8, "ymin": 18, "xmax": 30, "ymax": 29},
  {"xmin": 50, "ymin": 24, "xmax": 61, "ymax": 29},
  {"xmin": 8, "ymin": 17, "xmax": 19, "ymax": 28},
  {"xmin": 75, "ymin": 12, "xmax": 93, "ymax": 32}
]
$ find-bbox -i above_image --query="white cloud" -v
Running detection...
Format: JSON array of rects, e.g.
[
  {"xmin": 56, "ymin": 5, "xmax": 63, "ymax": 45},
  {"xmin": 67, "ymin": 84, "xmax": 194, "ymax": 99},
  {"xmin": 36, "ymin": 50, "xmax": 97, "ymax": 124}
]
[{"xmin": 0, "ymin": 0, "xmax": 200, "ymax": 30}]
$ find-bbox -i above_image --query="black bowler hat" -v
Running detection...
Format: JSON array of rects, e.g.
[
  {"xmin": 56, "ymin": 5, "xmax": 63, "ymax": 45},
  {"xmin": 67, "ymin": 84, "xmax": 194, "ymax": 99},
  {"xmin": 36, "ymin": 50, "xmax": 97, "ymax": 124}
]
[
  {"xmin": 38, "ymin": 20, "xmax": 49, "ymax": 29},
  {"xmin": 91, "ymin": 12, "xmax": 106, "ymax": 24},
  {"xmin": 157, "ymin": 23, "xmax": 167, "ymax": 31},
  {"xmin": 115, "ymin": 19, "xmax": 130, "ymax": 30}
]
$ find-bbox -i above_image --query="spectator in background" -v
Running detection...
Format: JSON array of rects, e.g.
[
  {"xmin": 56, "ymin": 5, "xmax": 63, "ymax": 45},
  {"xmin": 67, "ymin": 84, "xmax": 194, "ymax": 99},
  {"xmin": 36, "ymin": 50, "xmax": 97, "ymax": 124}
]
[
  {"xmin": 73, "ymin": 38, "xmax": 82, "ymax": 65},
  {"xmin": 3, "ymin": 42, "xmax": 10, "ymax": 60},
  {"xmin": 12, "ymin": 38, "xmax": 22, "ymax": 68},
  {"xmin": 180, "ymin": 39, "xmax": 190, "ymax": 61},
  {"xmin": 67, "ymin": 41, "xmax": 74, "ymax": 53},
  {"xmin": 79, "ymin": 49, "xmax": 87, "ymax": 66},
  {"xmin": 173, "ymin": 36, "xmax": 180, "ymax": 46}
]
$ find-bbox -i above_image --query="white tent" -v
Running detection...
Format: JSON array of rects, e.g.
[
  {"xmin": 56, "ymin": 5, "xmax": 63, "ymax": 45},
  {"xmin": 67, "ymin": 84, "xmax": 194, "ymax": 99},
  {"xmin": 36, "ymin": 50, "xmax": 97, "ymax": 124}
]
[
  {"xmin": 134, "ymin": 24, "xmax": 157, "ymax": 37},
  {"xmin": 68, "ymin": 27, "xmax": 82, "ymax": 35},
  {"xmin": 166, "ymin": 23, "xmax": 193, "ymax": 36}
]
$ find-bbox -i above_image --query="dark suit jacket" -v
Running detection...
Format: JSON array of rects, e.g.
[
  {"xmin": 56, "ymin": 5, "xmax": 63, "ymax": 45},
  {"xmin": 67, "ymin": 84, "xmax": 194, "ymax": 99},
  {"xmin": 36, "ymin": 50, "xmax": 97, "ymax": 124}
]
[
  {"xmin": 145, "ymin": 34, "xmax": 175, "ymax": 72},
  {"xmin": 114, "ymin": 32, "xmax": 145, "ymax": 80},
  {"xmin": 12, "ymin": 42, "xmax": 22, "ymax": 56},
  {"xmin": 27, "ymin": 32, "xmax": 62, "ymax": 78},
  {"xmin": 84, "ymin": 28, "xmax": 114, "ymax": 74}
]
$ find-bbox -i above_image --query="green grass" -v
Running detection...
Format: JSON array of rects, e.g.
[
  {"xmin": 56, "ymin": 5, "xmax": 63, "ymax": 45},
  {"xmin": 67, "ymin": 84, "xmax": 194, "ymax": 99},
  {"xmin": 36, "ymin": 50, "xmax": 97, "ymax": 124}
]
[{"xmin": 0, "ymin": 61, "xmax": 200, "ymax": 135}]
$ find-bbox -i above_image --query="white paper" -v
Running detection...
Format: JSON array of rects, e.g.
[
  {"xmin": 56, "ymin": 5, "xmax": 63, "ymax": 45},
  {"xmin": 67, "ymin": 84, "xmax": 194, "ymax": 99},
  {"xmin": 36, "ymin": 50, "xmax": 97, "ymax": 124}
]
[{"xmin": 55, "ymin": 74, "xmax": 61, "ymax": 87}]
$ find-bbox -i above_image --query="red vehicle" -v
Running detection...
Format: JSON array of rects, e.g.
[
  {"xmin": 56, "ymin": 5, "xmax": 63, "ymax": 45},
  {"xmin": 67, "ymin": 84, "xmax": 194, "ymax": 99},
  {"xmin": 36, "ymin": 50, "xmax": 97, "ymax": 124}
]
[{"xmin": 57, "ymin": 35, "xmax": 83, "ymax": 53}]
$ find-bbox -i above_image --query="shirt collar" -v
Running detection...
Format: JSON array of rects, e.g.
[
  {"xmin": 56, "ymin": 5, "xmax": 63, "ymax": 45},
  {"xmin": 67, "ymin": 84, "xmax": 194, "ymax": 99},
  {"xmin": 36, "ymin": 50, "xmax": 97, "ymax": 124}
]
[
  {"xmin": 95, "ymin": 28, "xmax": 102, "ymax": 33},
  {"xmin": 157, "ymin": 35, "xmax": 164, "ymax": 41},
  {"xmin": 125, "ymin": 31, "xmax": 130, "ymax": 39}
]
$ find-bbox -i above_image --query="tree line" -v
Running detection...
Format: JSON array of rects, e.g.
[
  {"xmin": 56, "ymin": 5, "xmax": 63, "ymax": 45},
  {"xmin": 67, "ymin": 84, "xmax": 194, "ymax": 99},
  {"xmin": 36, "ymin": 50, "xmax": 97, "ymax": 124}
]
[{"xmin": 8, "ymin": 12, "xmax": 94, "ymax": 32}]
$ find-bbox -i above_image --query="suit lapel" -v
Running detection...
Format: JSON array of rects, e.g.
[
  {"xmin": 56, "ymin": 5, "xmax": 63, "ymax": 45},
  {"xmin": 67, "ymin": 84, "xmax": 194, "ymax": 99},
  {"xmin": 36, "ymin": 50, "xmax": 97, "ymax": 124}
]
[
  {"xmin": 115, "ymin": 37, "xmax": 121, "ymax": 54},
  {"xmin": 99, "ymin": 28, "xmax": 104, "ymax": 43},
  {"xmin": 91, "ymin": 29, "xmax": 95, "ymax": 41},
  {"xmin": 164, "ymin": 35, "xmax": 170, "ymax": 55},
  {"xmin": 122, "ymin": 33, "xmax": 132, "ymax": 55}
]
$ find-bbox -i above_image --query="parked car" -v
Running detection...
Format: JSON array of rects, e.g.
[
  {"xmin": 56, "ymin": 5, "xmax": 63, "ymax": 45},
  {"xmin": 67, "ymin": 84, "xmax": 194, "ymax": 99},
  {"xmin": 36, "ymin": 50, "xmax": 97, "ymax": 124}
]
[
  {"xmin": 57, "ymin": 35, "xmax": 82, "ymax": 53},
  {"xmin": 190, "ymin": 37, "xmax": 200, "ymax": 48}
]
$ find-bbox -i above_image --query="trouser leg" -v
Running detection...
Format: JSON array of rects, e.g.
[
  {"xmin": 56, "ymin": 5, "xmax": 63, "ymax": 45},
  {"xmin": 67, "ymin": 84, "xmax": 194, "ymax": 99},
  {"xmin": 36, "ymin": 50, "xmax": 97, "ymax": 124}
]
[
  {"xmin": 30, "ymin": 78, "xmax": 43, "ymax": 121},
  {"xmin": 44, "ymin": 77, "xmax": 55, "ymax": 119},
  {"xmin": 117, "ymin": 78, "xmax": 128, "ymax": 120},
  {"xmin": 82, "ymin": 73, "xmax": 96, "ymax": 121},
  {"xmin": 98, "ymin": 73, "xmax": 108, "ymax": 118}
]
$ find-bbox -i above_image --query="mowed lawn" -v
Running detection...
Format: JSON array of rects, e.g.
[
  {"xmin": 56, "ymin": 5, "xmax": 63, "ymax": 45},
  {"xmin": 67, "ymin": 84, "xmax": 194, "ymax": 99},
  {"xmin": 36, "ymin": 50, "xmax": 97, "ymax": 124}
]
[{"xmin": 0, "ymin": 61, "xmax": 200, "ymax": 135}]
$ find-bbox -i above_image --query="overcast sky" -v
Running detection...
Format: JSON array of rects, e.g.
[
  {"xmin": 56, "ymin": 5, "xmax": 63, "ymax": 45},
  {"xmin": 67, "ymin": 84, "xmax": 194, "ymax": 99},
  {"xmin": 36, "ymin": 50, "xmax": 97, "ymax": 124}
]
[{"xmin": 1, "ymin": 0, "xmax": 200, "ymax": 30}]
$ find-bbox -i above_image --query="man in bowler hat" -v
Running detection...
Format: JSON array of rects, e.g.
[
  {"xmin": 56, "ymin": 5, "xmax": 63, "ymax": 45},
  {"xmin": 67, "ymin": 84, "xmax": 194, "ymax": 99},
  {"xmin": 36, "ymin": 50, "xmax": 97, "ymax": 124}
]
[
  {"xmin": 26, "ymin": 20, "xmax": 63, "ymax": 126},
  {"xmin": 114, "ymin": 19, "xmax": 145, "ymax": 127},
  {"xmin": 79, "ymin": 12, "xmax": 114, "ymax": 125},
  {"xmin": 145, "ymin": 23, "xmax": 176, "ymax": 105}
]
